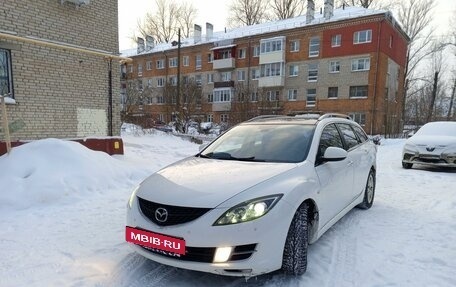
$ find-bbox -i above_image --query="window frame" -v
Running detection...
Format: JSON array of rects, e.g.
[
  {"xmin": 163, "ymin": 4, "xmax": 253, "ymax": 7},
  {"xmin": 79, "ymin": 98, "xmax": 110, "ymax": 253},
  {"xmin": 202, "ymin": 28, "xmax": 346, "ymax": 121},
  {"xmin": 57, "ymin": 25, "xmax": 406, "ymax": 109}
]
[
  {"xmin": 329, "ymin": 61, "xmax": 340, "ymax": 73},
  {"xmin": 349, "ymin": 86, "xmax": 368, "ymax": 99},
  {"xmin": 331, "ymin": 34, "xmax": 341, "ymax": 47},
  {"xmin": 309, "ymin": 37, "xmax": 320, "ymax": 57},
  {"xmin": 287, "ymin": 89, "xmax": 298, "ymax": 101},
  {"xmin": 353, "ymin": 30, "xmax": 372, "ymax": 44},
  {"xmin": 306, "ymin": 88, "xmax": 316, "ymax": 107},
  {"xmin": 290, "ymin": 40, "xmax": 300, "ymax": 52},
  {"xmin": 307, "ymin": 63, "xmax": 318, "ymax": 82},
  {"xmin": 351, "ymin": 58, "xmax": 370, "ymax": 71},
  {"xmin": 0, "ymin": 48, "xmax": 13, "ymax": 98},
  {"xmin": 289, "ymin": 64, "xmax": 299, "ymax": 77}
]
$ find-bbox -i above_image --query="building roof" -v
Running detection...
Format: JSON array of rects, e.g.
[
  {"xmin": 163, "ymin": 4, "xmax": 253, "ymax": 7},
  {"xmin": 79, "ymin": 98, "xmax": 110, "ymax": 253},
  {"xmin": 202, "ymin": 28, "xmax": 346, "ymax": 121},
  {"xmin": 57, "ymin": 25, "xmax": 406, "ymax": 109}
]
[{"xmin": 121, "ymin": 6, "xmax": 394, "ymax": 58}]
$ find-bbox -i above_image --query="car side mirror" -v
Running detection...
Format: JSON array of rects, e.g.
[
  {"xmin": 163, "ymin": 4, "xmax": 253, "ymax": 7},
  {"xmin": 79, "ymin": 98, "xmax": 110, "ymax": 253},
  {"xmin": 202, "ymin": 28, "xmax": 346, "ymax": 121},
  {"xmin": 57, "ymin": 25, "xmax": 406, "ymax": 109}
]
[{"xmin": 323, "ymin": 147, "xmax": 348, "ymax": 162}]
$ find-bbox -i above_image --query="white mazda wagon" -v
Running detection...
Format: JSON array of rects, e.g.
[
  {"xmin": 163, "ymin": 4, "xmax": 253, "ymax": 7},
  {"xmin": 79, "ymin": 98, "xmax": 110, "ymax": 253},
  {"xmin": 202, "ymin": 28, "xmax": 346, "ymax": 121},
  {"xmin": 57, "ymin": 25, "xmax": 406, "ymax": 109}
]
[{"xmin": 126, "ymin": 113, "xmax": 377, "ymax": 277}]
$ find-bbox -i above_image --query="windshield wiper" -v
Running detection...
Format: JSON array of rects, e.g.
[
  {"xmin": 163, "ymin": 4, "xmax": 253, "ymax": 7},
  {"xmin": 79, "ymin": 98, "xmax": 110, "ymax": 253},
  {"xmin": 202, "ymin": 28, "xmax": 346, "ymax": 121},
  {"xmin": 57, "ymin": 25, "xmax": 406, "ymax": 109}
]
[{"xmin": 199, "ymin": 152, "xmax": 264, "ymax": 162}]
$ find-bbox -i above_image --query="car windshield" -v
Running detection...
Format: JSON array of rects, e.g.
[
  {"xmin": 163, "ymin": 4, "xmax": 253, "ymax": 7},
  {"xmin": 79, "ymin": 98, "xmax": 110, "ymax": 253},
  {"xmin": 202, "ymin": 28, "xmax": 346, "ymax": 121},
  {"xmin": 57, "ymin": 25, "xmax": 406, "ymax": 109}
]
[
  {"xmin": 415, "ymin": 122, "xmax": 456, "ymax": 136},
  {"xmin": 199, "ymin": 124, "xmax": 314, "ymax": 163}
]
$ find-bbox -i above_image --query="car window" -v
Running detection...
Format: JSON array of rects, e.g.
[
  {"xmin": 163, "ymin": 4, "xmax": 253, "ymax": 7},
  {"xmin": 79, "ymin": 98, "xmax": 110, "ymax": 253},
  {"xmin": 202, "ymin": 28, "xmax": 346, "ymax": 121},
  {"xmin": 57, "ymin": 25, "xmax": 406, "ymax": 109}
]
[
  {"xmin": 352, "ymin": 125, "xmax": 368, "ymax": 142},
  {"xmin": 337, "ymin": 123, "xmax": 361, "ymax": 150},
  {"xmin": 317, "ymin": 124, "xmax": 344, "ymax": 163},
  {"xmin": 201, "ymin": 124, "xmax": 314, "ymax": 163}
]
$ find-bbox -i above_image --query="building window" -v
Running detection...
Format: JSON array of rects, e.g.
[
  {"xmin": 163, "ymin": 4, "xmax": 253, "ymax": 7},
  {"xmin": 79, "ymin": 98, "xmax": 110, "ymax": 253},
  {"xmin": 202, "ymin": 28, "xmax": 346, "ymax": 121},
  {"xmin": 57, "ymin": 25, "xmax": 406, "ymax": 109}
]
[
  {"xmin": 214, "ymin": 89, "xmax": 232, "ymax": 102},
  {"xmin": 237, "ymin": 70, "xmax": 246, "ymax": 81},
  {"xmin": 354, "ymin": 29, "xmax": 372, "ymax": 44},
  {"xmin": 207, "ymin": 53, "xmax": 213, "ymax": 63},
  {"xmin": 147, "ymin": 79, "xmax": 153, "ymax": 88},
  {"xmin": 251, "ymin": 68, "xmax": 260, "ymax": 80},
  {"xmin": 308, "ymin": 63, "xmax": 318, "ymax": 82},
  {"xmin": 260, "ymin": 38, "xmax": 284, "ymax": 53},
  {"xmin": 290, "ymin": 40, "xmax": 300, "ymax": 52},
  {"xmin": 351, "ymin": 58, "xmax": 370, "ymax": 71},
  {"xmin": 196, "ymin": 54, "xmax": 202, "ymax": 69},
  {"xmin": 331, "ymin": 34, "xmax": 341, "ymax": 47},
  {"xmin": 221, "ymin": 71, "xmax": 232, "ymax": 81},
  {"xmin": 389, "ymin": 35, "xmax": 393, "ymax": 48},
  {"xmin": 306, "ymin": 89, "xmax": 316, "ymax": 107},
  {"xmin": 329, "ymin": 61, "xmax": 340, "ymax": 73},
  {"xmin": 349, "ymin": 112, "xmax": 366, "ymax": 125},
  {"xmin": 250, "ymin": 92, "xmax": 258, "ymax": 102},
  {"xmin": 207, "ymin": 73, "xmax": 214, "ymax": 83},
  {"xmin": 253, "ymin": 45, "xmax": 260, "ymax": 57},
  {"xmin": 349, "ymin": 86, "xmax": 368, "ymax": 98},
  {"xmin": 183, "ymin": 56, "xmax": 189, "ymax": 66},
  {"xmin": 137, "ymin": 79, "xmax": 143, "ymax": 91},
  {"xmin": 157, "ymin": 96, "xmax": 164, "ymax": 104},
  {"xmin": 287, "ymin": 89, "xmax": 298, "ymax": 101},
  {"xmin": 220, "ymin": 114, "xmax": 229, "ymax": 123},
  {"xmin": 207, "ymin": 114, "xmax": 213, "ymax": 122},
  {"xmin": 128, "ymin": 64, "xmax": 133, "ymax": 73},
  {"xmin": 261, "ymin": 62, "xmax": 283, "ymax": 77},
  {"xmin": 266, "ymin": 90, "xmax": 280, "ymax": 101},
  {"xmin": 157, "ymin": 77, "xmax": 165, "ymax": 87},
  {"xmin": 0, "ymin": 49, "xmax": 13, "ymax": 98},
  {"xmin": 170, "ymin": 76, "xmax": 177, "ymax": 86},
  {"xmin": 238, "ymin": 48, "xmax": 246, "ymax": 59},
  {"xmin": 289, "ymin": 64, "xmax": 299, "ymax": 77},
  {"xmin": 137, "ymin": 64, "xmax": 143, "ymax": 76},
  {"xmin": 207, "ymin": 93, "xmax": 213, "ymax": 103},
  {"xmin": 195, "ymin": 74, "xmax": 202, "ymax": 87},
  {"xmin": 309, "ymin": 37, "xmax": 320, "ymax": 57},
  {"xmin": 169, "ymin": 57, "xmax": 178, "ymax": 68},
  {"xmin": 156, "ymin": 59, "xmax": 165, "ymax": 69},
  {"xmin": 146, "ymin": 61, "xmax": 152, "ymax": 70},
  {"xmin": 328, "ymin": 87, "xmax": 338, "ymax": 99}
]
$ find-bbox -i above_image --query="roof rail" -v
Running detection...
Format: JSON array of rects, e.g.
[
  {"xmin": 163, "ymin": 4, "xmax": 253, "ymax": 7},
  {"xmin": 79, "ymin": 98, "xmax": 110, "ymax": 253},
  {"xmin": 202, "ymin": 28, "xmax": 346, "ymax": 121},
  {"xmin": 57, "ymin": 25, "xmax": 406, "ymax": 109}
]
[
  {"xmin": 246, "ymin": 115, "xmax": 284, "ymax": 122},
  {"xmin": 318, "ymin": 113, "xmax": 351, "ymax": 120}
]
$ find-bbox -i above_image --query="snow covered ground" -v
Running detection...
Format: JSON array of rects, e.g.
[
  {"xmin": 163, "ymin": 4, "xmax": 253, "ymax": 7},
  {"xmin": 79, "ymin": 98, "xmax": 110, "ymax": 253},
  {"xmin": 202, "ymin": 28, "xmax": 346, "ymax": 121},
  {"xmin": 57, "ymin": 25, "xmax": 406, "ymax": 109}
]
[{"xmin": 0, "ymin": 131, "xmax": 455, "ymax": 287}]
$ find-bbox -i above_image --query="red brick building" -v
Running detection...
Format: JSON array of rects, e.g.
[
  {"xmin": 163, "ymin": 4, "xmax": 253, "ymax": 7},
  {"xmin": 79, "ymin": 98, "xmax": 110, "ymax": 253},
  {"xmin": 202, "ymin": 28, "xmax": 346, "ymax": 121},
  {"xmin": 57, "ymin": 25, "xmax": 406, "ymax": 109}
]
[{"xmin": 121, "ymin": 3, "xmax": 409, "ymax": 135}]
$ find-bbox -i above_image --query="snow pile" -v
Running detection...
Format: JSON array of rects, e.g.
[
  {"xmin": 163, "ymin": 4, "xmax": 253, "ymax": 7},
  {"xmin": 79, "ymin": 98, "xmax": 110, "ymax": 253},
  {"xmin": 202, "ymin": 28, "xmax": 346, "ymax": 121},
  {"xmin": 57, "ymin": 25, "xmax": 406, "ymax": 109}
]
[{"xmin": 0, "ymin": 138, "xmax": 144, "ymax": 210}]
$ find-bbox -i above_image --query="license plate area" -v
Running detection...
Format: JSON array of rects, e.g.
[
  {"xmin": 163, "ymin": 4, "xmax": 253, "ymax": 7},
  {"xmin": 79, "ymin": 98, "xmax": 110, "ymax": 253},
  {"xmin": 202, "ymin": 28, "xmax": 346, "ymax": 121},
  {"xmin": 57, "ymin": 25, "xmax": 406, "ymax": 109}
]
[{"xmin": 126, "ymin": 226, "xmax": 186, "ymax": 255}]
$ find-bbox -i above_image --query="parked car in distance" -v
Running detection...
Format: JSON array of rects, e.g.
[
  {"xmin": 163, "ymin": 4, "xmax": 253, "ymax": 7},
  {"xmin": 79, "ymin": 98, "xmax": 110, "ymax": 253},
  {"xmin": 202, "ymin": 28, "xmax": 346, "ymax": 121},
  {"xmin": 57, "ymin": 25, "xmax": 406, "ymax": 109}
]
[
  {"xmin": 402, "ymin": 121, "xmax": 456, "ymax": 169},
  {"xmin": 126, "ymin": 113, "xmax": 377, "ymax": 277}
]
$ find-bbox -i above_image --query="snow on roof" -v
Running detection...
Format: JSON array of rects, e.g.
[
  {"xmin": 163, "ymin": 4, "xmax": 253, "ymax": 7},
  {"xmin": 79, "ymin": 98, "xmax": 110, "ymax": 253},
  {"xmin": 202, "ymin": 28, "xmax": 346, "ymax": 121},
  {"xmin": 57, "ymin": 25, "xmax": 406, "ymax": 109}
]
[{"xmin": 120, "ymin": 6, "xmax": 388, "ymax": 57}]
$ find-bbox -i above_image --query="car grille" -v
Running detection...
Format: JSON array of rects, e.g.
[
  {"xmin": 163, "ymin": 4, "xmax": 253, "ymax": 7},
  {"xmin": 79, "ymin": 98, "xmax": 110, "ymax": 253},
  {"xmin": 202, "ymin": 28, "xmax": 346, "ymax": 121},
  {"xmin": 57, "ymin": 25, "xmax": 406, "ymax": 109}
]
[
  {"xmin": 141, "ymin": 244, "xmax": 257, "ymax": 263},
  {"xmin": 137, "ymin": 197, "xmax": 212, "ymax": 226}
]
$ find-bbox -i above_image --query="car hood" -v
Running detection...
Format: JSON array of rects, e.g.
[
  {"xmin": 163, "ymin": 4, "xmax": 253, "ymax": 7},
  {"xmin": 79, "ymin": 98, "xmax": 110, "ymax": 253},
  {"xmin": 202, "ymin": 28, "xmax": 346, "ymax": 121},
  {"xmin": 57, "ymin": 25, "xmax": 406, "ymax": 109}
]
[
  {"xmin": 137, "ymin": 157, "xmax": 297, "ymax": 208},
  {"xmin": 407, "ymin": 135, "xmax": 456, "ymax": 147}
]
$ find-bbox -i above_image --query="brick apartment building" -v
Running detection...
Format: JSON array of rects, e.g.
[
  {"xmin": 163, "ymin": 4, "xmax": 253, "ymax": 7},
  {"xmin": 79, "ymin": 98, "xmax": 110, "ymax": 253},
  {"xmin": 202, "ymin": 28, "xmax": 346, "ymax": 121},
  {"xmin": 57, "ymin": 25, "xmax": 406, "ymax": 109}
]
[
  {"xmin": 122, "ymin": 1, "xmax": 409, "ymax": 135},
  {"xmin": 1, "ymin": 0, "xmax": 125, "ymax": 142}
]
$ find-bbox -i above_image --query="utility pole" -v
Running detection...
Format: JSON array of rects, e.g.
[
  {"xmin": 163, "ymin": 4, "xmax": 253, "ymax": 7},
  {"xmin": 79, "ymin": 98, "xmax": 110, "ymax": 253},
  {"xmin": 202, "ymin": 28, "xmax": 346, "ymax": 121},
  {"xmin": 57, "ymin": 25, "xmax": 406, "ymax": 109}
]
[
  {"xmin": 447, "ymin": 78, "xmax": 456, "ymax": 120},
  {"xmin": 427, "ymin": 71, "xmax": 439, "ymax": 123}
]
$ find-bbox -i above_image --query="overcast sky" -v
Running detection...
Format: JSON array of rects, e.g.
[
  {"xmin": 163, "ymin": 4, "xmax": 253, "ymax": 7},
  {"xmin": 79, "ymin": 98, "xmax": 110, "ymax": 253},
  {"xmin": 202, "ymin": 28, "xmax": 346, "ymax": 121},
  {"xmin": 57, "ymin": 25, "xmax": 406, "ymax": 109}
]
[{"xmin": 118, "ymin": 0, "xmax": 456, "ymax": 51}]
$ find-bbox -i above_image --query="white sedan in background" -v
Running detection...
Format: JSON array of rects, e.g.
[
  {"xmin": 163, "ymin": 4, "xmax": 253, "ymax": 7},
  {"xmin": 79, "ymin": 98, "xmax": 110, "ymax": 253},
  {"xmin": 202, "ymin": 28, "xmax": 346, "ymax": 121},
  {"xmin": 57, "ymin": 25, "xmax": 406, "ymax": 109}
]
[
  {"xmin": 126, "ymin": 114, "xmax": 377, "ymax": 277},
  {"xmin": 402, "ymin": 121, "xmax": 456, "ymax": 169}
]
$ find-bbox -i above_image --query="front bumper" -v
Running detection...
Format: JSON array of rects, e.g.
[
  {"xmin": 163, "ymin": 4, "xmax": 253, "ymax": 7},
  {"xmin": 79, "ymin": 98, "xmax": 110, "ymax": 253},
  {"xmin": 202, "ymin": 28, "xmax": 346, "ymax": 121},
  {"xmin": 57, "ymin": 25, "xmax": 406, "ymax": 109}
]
[
  {"xmin": 402, "ymin": 152, "xmax": 456, "ymax": 168},
  {"xmin": 126, "ymin": 197, "xmax": 295, "ymax": 277}
]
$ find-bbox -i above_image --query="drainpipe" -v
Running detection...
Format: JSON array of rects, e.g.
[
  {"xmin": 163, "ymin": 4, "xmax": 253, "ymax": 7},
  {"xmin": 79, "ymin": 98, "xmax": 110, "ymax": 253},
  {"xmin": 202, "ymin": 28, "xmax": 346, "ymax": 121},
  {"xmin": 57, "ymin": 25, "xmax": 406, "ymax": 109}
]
[
  {"xmin": 108, "ymin": 58, "xmax": 113, "ymax": 136},
  {"xmin": 371, "ymin": 19, "xmax": 383, "ymax": 135}
]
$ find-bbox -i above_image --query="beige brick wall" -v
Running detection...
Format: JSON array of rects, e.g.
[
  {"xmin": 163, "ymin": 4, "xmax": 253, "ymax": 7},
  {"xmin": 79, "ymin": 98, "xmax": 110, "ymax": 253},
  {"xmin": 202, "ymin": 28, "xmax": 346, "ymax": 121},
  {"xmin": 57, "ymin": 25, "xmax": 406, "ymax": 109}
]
[{"xmin": 0, "ymin": 0, "xmax": 121, "ymax": 141}]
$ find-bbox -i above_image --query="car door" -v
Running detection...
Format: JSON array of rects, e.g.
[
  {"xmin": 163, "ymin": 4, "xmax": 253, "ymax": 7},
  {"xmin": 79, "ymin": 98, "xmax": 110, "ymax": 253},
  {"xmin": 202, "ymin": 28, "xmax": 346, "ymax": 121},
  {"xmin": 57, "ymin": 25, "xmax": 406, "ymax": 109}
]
[
  {"xmin": 336, "ymin": 123, "xmax": 364, "ymax": 203},
  {"xmin": 351, "ymin": 124, "xmax": 374, "ymax": 195},
  {"xmin": 315, "ymin": 124, "xmax": 355, "ymax": 227}
]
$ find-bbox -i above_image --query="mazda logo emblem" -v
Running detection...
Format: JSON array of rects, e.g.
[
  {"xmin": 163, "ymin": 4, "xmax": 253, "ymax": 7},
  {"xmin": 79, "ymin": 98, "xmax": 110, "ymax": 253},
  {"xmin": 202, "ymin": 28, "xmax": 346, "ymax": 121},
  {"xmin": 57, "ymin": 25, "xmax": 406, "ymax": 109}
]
[
  {"xmin": 155, "ymin": 207, "xmax": 168, "ymax": 222},
  {"xmin": 426, "ymin": 147, "xmax": 435, "ymax": 152}
]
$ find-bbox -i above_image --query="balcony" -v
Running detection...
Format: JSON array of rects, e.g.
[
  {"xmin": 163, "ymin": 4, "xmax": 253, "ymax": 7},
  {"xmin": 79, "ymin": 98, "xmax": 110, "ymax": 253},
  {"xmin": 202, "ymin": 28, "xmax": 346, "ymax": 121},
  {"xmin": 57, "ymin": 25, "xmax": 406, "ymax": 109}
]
[
  {"xmin": 212, "ymin": 102, "xmax": 231, "ymax": 112},
  {"xmin": 258, "ymin": 76, "xmax": 285, "ymax": 87},
  {"xmin": 214, "ymin": 81, "xmax": 234, "ymax": 89},
  {"xmin": 213, "ymin": 58, "xmax": 235, "ymax": 70},
  {"xmin": 259, "ymin": 51, "xmax": 285, "ymax": 65}
]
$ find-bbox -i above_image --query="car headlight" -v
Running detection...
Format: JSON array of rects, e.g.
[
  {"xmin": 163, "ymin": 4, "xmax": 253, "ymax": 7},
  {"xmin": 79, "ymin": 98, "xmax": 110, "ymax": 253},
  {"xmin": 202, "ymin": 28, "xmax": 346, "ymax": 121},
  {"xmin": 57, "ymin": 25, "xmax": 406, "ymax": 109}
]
[
  {"xmin": 403, "ymin": 143, "xmax": 417, "ymax": 153},
  {"xmin": 128, "ymin": 185, "xmax": 140, "ymax": 208},
  {"xmin": 213, "ymin": 194, "xmax": 283, "ymax": 226}
]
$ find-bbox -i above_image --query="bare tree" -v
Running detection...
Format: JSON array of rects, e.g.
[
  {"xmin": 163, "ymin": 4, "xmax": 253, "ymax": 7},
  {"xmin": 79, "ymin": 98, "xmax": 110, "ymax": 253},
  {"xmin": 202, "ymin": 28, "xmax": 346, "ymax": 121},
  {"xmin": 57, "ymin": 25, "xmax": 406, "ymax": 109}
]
[
  {"xmin": 335, "ymin": 0, "xmax": 397, "ymax": 10},
  {"xmin": 136, "ymin": 0, "xmax": 197, "ymax": 43},
  {"xmin": 270, "ymin": 0, "xmax": 305, "ymax": 20},
  {"xmin": 228, "ymin": 0, "xmax": 269, "ymax": 27}
]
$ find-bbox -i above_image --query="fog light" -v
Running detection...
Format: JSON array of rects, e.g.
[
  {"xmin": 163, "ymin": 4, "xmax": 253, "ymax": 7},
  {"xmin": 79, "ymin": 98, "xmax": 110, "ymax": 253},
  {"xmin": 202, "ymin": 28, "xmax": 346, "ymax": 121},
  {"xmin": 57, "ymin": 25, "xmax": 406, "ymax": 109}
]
[{"xmin": 213, "ymin": 247, "xmax": 233, "ymax": 263}]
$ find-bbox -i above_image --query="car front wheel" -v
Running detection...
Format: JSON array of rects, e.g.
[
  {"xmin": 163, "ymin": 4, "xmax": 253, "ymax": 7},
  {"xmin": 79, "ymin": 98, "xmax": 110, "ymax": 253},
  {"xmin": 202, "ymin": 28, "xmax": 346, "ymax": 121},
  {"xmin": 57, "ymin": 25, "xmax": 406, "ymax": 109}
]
[
  {"xmin": 357, "ymin": 169, "xmax": 375, "ymax": 210},
  {"xmin": 282, "ymin": 203, "xmax": 309, "ymax": 275}
]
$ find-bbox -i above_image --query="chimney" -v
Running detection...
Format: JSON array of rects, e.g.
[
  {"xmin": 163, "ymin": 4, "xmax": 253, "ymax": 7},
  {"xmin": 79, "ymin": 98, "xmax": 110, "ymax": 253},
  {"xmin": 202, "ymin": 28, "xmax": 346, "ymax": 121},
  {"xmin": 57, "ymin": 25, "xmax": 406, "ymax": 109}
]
[
  {"xmin": 194, "ymin": 24, "xmax": 202, "ymax": 43},
  {"xmin": 145, "ymin": 35, "xmax": 154, "ymax": 51},
  {"xmin": 324, "ymin": 0, "xmax": 334, "ymax": 20},
  {"xmin": 137, "ymin": 37, "xmax": 145, "ymax": 54},
  {"xmin": 206, "ymin": 23, "xmax": 213, "ymax": 41},
  {"xmin": 306, "ymin": 0, "xmax": 315, "ymax": 24}
]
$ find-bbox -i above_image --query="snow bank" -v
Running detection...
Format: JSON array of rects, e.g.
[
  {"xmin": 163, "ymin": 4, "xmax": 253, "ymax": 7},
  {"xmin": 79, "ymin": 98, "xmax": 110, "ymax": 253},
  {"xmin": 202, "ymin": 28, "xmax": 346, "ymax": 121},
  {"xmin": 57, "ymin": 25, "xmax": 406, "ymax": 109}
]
[{"xmin": 0, "ymin": 138, "xmax": 144, "ymax": 210}]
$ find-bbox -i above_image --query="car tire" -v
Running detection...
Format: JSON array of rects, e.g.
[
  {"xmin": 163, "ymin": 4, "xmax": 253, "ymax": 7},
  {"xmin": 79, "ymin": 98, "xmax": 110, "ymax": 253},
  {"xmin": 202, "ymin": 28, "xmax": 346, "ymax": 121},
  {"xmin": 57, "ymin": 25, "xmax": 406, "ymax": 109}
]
[
  {"xmin": 282, "ymin": 203, "xmax": 309, "ymax": 275},
  {"xmin": 357, "ymin": 169, "xmax": 376, "ymax": 210},
  {"xmin": 402, "ymin": 161, "xmax": 413, "ymax": 169}
]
